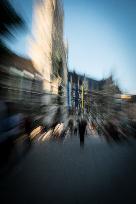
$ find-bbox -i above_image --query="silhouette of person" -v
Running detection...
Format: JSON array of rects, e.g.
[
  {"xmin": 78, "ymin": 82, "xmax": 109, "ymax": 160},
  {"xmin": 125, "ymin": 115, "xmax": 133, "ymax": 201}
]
[
  {"xmin": 24, "ymin": 115, "xmax": 32, "ymax": 145},
  {"xmin": 68, "ymin": 119, "xmax": 74, "ymax": 134},
  {"xmin": 78, "ymin": 117, "xmax": 87, "ymax": 147}
]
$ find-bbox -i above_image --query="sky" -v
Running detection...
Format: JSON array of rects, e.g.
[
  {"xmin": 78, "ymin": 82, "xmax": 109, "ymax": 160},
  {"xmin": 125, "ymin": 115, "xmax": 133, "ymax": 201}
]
[{"xmin": 6, "ymin": 0, "xmax": 136, "ymax": 94}]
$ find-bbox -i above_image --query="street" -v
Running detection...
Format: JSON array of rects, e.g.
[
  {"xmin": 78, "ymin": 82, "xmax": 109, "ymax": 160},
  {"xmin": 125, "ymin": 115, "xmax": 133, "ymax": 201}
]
[
  {"xmin": 0, "ymin": 0, "xmax": 136, "ymax": 203},
  {"xmin": 0, "ymin": 132, "xmax": 136, "ymax": 204}
]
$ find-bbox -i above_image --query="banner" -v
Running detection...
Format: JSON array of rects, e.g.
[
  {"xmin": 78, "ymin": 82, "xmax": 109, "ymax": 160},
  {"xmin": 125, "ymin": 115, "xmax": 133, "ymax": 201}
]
[
  {"xmin": 67, "ymin": 81, "xmax": 71, "ymax": 109},
  {"xmin": 75, "ymin": 82, "xmax": 79, "ymax": 109},
  {"xmin": 81, "ymin": 85, "xmax": 84, "ymax": 110}
]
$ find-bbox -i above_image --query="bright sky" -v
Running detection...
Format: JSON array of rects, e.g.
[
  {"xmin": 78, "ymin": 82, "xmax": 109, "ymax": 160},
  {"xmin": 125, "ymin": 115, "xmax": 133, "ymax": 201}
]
[{"xmin": 6, "ymin": 0, "xmax": 136, "ymax": 94}]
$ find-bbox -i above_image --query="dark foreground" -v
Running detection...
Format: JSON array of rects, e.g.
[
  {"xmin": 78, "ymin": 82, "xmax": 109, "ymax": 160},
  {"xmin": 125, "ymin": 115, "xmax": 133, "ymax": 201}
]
[{"xmin": 0, "ymin": 134, "xmax": 136, "ymax": 204}]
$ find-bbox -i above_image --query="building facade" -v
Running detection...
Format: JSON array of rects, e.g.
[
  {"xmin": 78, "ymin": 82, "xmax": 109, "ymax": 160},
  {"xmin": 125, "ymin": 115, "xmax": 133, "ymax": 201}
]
[
  {"xmin": 29, "ymin": 0, "xmax": 68, "ymax": 95},
  {"xmin": 67, "ymin": 71, "xmax": 121, "ymax": 115},
  {"xmin": 0, "ymin": 51, "xmax": 43, "ymax": 113}
]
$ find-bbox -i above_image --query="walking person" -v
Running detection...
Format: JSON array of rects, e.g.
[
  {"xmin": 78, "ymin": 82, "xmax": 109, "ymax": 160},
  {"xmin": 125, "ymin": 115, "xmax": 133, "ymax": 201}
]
[{"xmin": 78, "ymin": 117, "xmax": 87, "ymax": 147}]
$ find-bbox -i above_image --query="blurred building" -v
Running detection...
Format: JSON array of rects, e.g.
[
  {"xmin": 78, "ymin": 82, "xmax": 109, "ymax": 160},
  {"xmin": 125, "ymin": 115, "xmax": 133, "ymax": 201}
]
[
  {"xmin": 29, "ymin": 0, "xmax": 68, "ymax": 95},
  {"xmin": 0, "ymin": 51, "xmax": 43, "ymax": 113},
  {"xmin": 68, "ymin": 71, "xmax": 121, "ymax": 114},
  {"xmin": 116, "ymin": 94, "xmax": 136, "ymax": 120}
]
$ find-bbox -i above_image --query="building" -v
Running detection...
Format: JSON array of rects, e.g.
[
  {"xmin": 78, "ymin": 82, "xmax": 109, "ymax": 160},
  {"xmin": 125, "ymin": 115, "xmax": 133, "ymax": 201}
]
[
  {"xmin": 0, "ymin": 51, "xmax": 43, "ymax": 113},
  {"xmin": 29, "ymin": 0, "xmax": 68, "ymax": 95},
  {"xmin": 67, "ymin": 71, "xmax": 121, "ymax": 114}
]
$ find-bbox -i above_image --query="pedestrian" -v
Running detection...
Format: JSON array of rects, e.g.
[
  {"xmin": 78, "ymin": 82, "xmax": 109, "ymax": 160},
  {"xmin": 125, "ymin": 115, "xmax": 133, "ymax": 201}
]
[
  {"xmin": 24, "ymin": 115, "xmax": 32, "ymax": 144},
  {"xmin": 78, "ymin": 117, "xmax": 87, "ymax": 147}
]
